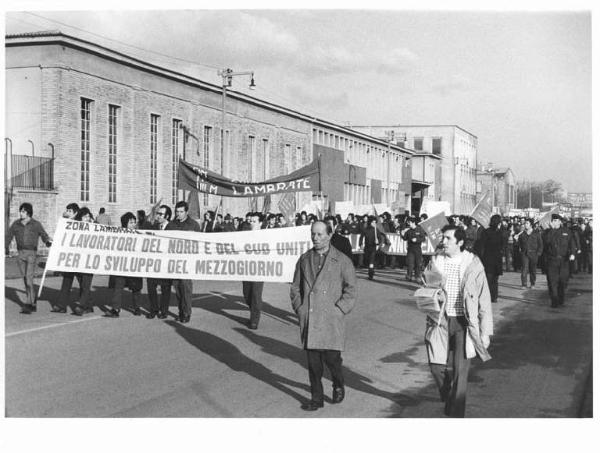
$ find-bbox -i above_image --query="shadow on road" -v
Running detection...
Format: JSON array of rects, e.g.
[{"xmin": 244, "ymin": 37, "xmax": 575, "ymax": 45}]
[
  {"xmin": 233, "ymin": 327, "xmax": 425, "ymax": 409},
  {"xmin": 165, "ymin": 320, "xmax": 310, "ymax": 409}
]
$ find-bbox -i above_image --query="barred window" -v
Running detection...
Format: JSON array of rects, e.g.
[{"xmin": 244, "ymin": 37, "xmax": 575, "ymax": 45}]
[
  {"xmin": 80, "ymin": 98, "xmax": 93, "ymax": 202},
  {"xmin": 172, "ymin": 119, "xmax": 182, "ymax": 205},
  {"xmin": 150, "ymin": 114, "xmax": 160, "ymax": 204},
  {"xmin": 108, "ymin": 105, "xmax": 119, "ymax": 203},
  {"xmin": 203, "ymin": 126, "xmax": 212, "ymax": 205},
  {"xmin": 248, "ymin": 135, "xmax": 256, "ymax": 181}
]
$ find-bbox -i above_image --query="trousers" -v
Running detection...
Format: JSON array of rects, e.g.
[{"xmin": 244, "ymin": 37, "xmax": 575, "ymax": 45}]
[
  {"xmin": 147, "ymin": 278, "xmax": 172, "ymax": 314},
  {"xmin": 406, "ymin": 248, "xmax": 423, "ymax": 280},
  {"xmin": 306, "ymin": 349, "xmax": 344, "ymax": 403},
  {"xmin": 429, "ymin": 316, "xmax": 471, "ymax": 417},
  {"xmin": 173, "ymin": 279, "xmax": 193, "ymax": 317},
  {"xmin": 521, "ymin": 254, "xmax": 538, "ymax": 287},
  {"xmin": 58, "ymin": 272, "xmax": 94, "ymax": 309},
  {"xmin": 242, "ymin": 281, "xmax": 264, "ymax": 326},
  {"xmin": 485, "ymin": 272, "xmax": 499, "ymax": 302},
  {"xmin": 546, "ymin": 258, "xmax": 570, "ymax": 307},
  {"xmin": 17, "ymin": 250, "xmax": 37, "ymax": 305},
  {"xmin": 109, "ymin": 275, "xmax": 142, "ymax": 310}
]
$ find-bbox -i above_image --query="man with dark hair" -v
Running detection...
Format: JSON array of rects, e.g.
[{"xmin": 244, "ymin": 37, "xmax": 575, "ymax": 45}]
[
  {"xmin": 479, "ymin": 214, "xmax": 504, "ymax": 303},
  {"xmin": 425, "ymin": 224, "xmax": 493, "ymax": 417},
  {"xmin": 401, "ymin": 216, "xmax": 427, "ymax": 282},
  {"xmin": 51, "ymin": 203, "xmax": 80, "ymax": 313},
  {"xmin": 5, "ymin": 202, "xmax": 52, "ymax": 314},
  {"xmin": 242, "ymin": 213, "xmax": 266, "ymax": 329},
  {"xmin": 359, "ymin": 216, "xmax": 387, "ymax": 280},
  {"xmin": 517, "ymin": 218, "xmax": 544, "ymax": 289},
  {"xmin": 146, "ymin": 204, "xmax": 173, "ymax": 319},
  {"xmin": 291, "ymin": 221, "xmax": 356, "ymax": 411},
  {"xmin": 165, "ymin": 201, "xmax": 201, "ymax": 322},
  {"xmin": 544, "ymin": 214, "xmax": 577, "ymax": 307}
]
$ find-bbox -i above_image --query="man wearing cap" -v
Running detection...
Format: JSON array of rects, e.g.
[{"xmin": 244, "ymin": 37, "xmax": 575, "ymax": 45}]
[{"xmin": 543, "ymin": 214, "xmax": 577, "ymax": 307}]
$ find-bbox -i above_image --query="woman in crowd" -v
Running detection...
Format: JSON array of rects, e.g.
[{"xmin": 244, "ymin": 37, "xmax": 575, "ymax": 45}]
[{"xmin": 72, "ymin": 207, "xmax": 96, "ymax": 316}]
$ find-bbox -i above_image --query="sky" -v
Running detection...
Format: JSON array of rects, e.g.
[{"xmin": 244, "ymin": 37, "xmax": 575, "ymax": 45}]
[{"xmin": 3, "ymin": 5, "xmax": 593, "ymax": 193}]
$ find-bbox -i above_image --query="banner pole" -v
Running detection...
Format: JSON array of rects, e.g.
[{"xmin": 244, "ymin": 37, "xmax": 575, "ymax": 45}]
[{"xmin": 36, "ymin": 265, "xmax": 48, "ymax": 301}]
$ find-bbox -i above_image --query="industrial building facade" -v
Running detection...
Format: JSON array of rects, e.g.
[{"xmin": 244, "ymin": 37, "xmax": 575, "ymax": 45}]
[
  {"xmin": 350, "ymin": 124, "xmax": 478, "ymax": 215},
  {"xmin": 5, "ymin": 31, "xmax": 413, "ymax": 239}
]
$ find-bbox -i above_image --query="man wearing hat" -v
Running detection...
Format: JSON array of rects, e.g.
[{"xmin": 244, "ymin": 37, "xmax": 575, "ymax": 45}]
[{"xmin": 543, "ymin": 214, "xmax": 577, "ymax": 307}]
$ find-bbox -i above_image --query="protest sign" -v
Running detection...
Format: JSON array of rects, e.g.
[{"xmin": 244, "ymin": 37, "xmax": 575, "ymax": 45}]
[
  {"xmin": 348, "ymin": 233, "xmax": 436, "ymax": 255},
  {"xmin": 419, "ymin": 211, "xmax": 449, "ymax": 248},
  {"xmin": 45, "ymin": 218, "xmax": 312, "ymax": 283},
  {"xmin": 178, "ymin": 158, "xmax": 320, "ymax": 198}
]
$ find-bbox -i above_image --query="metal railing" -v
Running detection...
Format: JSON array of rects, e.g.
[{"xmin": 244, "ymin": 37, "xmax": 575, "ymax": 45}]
[{"xmin": 10, "ymin": 155, "xmax": 55, "ymax": 190}]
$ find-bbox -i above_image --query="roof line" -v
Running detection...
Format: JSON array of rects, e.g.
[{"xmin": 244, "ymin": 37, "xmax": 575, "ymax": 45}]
[{"xmin": 5, "ymin": 30, "xmax": 410, "ymax": 153}]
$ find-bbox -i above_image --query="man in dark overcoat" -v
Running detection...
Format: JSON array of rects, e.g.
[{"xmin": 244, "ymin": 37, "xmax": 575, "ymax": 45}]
[{"xmin": 290, "ymin": 221, "xmax": 356, "ymax": 411}]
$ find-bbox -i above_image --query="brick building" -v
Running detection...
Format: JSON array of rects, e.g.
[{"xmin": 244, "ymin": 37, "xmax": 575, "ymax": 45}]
[{"xmin": 5, "ymin": 31, "xmax": 413, "ymax": 242}]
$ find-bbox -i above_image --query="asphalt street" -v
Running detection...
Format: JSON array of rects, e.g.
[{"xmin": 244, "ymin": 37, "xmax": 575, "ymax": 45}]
[{"xmin": 4, "ymin": 263, "xmax": 593, "ymax": 418}]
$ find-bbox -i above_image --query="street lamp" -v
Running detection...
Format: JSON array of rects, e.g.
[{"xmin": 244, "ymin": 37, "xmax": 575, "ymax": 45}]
[{"xmin": 218, "ymin": 68, "xmax": 255, "ymax": 178}]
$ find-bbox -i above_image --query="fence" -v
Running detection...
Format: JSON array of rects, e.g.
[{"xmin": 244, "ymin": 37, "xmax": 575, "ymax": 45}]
[{"xmin": 10, "ymin": 155, "xmax": 55, "ymax": 190}]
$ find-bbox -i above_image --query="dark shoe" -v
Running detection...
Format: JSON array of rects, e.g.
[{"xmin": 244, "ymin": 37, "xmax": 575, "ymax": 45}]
[
  {"xmin": 332, "ymin": 387, "xmax": 345, "ymax": 404},
  {"xmin": 180, "ymin": 315, "xmax": 190, "ymax": 323},
  {"xmin": 50, "ymin": 305, "xmax": 67, "ymax": 313},
  {"xmin": 105, "ymin": 308, "xmax": 120, "ymax": 318},
  {"xmin": 157, "ymin": 312, "xmax": 168, "ymax": 319},
  {"xmin": 133, "ymin": 307, "xmax": 141, "ymax": 316},
  {"xmin": 301, "ymin": 400, "xmax": 324, "ymax": 411},
  {"xmin": 30, "ymin": 304, "xmax": 37, "ymax": 312},
  {"xmin": 73, "ymin": 306, "xmax": 93, "ymax": 316},
  {"xmin": 147, "ymin": 311, "xmax": 157, "ymax": 319},
  {"xmin": 20, "ymin": 304, "xmax": 32, "ymax": 314},
  {"xmin": 248, "ymin": 321, "xmax": 258, "ymax": 330}
]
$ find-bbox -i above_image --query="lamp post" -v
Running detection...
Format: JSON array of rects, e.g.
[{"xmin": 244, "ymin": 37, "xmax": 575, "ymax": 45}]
[{"xmin": 218, "ymin": 68, "xmax": 255, "ymax": 178}]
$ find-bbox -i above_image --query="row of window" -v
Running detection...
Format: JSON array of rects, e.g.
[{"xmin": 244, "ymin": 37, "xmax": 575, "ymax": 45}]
[{"xmin": 312, "ymin": 128, "xmax": 404, "ymax": 183}]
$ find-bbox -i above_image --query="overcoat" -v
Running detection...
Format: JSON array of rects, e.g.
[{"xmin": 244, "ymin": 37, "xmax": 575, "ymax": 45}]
[
  {"xmin": 290, "ymin": 246, "xmax": 356, "ymax": 351},
  {"xmin": 425, "ymin": 252, "xmax": 494, "ymax": 363}
]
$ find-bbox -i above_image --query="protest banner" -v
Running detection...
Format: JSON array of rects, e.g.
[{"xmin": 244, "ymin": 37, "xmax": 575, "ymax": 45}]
[
  {"xmin": 419, "ymin": 211, "xmax": 449, "ymax": 248},
  {"xmin": 178, "ymin": 158, "xmax": 320, "ymax": 198},
  {"xmin": 348, "ymin": 233, "xmax": 436, "ymax": 255},
  {"xmin": 45, "ymin": 218, "xmax": 312, "ymax": 283}
]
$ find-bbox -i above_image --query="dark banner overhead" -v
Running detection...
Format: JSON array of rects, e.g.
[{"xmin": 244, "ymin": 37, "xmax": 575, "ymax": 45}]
[{"xmin": 177, "ymin": 158, "xmax": 321, "ymax": 198}]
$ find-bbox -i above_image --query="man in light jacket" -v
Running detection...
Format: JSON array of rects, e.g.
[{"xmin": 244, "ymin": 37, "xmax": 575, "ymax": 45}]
[
  {"xmin": 426, "ymin": 224, "xmax": 493, "ymax": 417},
  {"xmin": 291, "ymin": 221, "xmax": 356, "ymax": 411}
]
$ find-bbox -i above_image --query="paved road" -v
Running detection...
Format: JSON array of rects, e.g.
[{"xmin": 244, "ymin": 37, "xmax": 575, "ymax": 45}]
[{"xmin": 4, "ymin": 265, "xmax": 593, "ymax": 418}]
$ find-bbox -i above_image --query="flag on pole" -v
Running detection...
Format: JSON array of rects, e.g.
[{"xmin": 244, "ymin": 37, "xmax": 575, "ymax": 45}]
[
  {"xmin": 187, "ymin": 190, "xmax": 201, "ymax": 220},
  {"xmin": 148, "ymin": 198, "xmax": 162, "ymax": 224},
  {"xmin": 262, "ymin": 194, "xmax": 272, "ymax": 215},
  {"xmin": 419, "ymin": 211, "xmax": 449, "ymax": 248},
  {"xmin": 538, "ymin": 206, "xmax": 560, "ymax": 229},
  {"xmin": 211, "ymin": 198, "xmax": 223, "ymax": 229},
  {"xmin": 278, "ymin": 192, "xmax": 296, "ymax": 221},
  {"xmin": 470, "ymin": 191, "xmax": 493, "ymax": 228}
]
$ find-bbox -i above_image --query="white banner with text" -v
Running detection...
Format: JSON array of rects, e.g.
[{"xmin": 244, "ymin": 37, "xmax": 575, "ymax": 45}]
[{"xmin": 46, "ymin": 219, "xmax": 312, "ymax": 282}]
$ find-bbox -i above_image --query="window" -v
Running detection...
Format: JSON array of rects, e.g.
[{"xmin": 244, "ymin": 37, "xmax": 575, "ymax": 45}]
[
  {"xmin": 108, "ymin": 105, "xmax": 119, "ymax": 203},
  {"xmin": 248, "ymin": 135, "xmax": 256, "ymax": 180},
  {"xmin": 172, "ymin": 119, "xmax": 182, "ymax": 205},
  {"xmin": 150, "ymin": 114, "xmax": 160, "ymax": 204},
  {"xmin": 262, "ymin": 139, "xmax": 270, "ymax": 178},
  {"xmin": 414, "ymin": 137, "xmax": 423, "ymax": 151},
  {"xmin": 432, "ymin": 138, "xmax": 442, "ymax": 155},
  {"xmin": 80, "ymin": 98, "xmax": 93, "ymax": 202},
  {"xmin": 284, "ymin": 144, "xmax": 291, "ymax": 174}
]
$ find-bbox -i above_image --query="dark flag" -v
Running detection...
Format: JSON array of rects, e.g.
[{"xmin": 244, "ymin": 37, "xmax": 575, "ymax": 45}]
[
  {"xmin": 471, "ymin": 191, "xmax": 493, "ymax": 228},
  {"xmin": 419, "ymin": 211, "xmax": 449, "ymax": 248}
]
